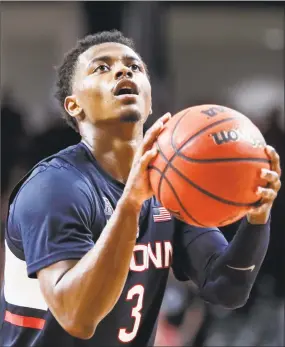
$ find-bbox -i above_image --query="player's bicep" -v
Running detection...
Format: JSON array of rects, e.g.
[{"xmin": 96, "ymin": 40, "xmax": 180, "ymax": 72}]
[
  {"xmin": 37, "ymin": 259, "xmax": 78, "ymax": 289},
  {"xmin": 37, "ymin": 259, "xmax": 78, "ymax": 308}
]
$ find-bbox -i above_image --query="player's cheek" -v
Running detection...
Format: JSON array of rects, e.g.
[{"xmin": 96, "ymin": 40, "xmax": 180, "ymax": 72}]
[
  {"xmin": 142, "ymin": 82, "xmax": 152, "ymax": 113},
  {"xmin": 79, "ymin": 76, "xmax": 106, "ymax": 98},
  {"xmin": 77, "ymin": 85, "xmax": 106, "ymax": 121}
]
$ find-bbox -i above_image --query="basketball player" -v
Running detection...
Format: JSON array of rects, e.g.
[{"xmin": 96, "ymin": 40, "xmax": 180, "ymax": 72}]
[{"xmin": 1, "ymin": 31, "xmax": 281, "ymax": 346}]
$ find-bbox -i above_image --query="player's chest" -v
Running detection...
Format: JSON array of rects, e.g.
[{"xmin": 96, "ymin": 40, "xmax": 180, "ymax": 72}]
[
  {"xmin": 131, "ymin": 206, "xmax": 175, "ymax": 273},
  {"xmin": 92, "ymin": 194, "xmax": 176, "ymax": 272}
]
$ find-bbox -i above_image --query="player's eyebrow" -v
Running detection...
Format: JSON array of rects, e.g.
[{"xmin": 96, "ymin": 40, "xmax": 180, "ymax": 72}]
[{"xmin": 88, "ymin": 54, "xmax": 142, "ymax": 67}]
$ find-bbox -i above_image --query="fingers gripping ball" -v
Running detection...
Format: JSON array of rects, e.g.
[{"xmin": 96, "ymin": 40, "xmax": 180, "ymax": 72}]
[{"xmin": 149, "ymin": 105, "xmax": 271, "ymax": 227}]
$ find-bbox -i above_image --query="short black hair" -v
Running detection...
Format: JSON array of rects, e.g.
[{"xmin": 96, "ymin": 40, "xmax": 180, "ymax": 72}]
[{"xmin": 54, "ymin": 30, "xmax": 138, "ymax": 132}]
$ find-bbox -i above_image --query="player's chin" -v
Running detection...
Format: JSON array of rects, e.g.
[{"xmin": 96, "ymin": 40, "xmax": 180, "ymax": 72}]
[
  {"xmin": 114, "ymin": 95, "xmax": 146, "ymax": 123},
  {"xmin": 117, "ymin": 103, "xmax": 143, "ymax": 123},
  {"xmin": 119, "ymin": 108, "xmax": 142, "ymax": 123}
]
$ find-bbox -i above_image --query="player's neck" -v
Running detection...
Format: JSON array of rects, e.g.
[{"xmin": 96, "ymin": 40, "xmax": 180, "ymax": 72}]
[{"xmin": 81, "ymin": 122, "xmax": 143, "ymax": 184}]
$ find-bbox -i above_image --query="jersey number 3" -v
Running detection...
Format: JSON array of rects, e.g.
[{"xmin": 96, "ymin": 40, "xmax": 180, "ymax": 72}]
[{"xmin": 118, "ymin": 284, "xmax": 145, "ymax": 343}]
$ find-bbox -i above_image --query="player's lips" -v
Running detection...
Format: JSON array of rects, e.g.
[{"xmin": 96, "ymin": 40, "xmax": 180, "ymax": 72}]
[{"xmin": 113, "ymin": 80, "xmax": 139, "ymax": 97}]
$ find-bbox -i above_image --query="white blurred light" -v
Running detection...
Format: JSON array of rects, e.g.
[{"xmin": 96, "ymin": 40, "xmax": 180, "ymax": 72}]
[{"xmin": 228, "ymin": 78, "xmax": 284, "ymax": 130}]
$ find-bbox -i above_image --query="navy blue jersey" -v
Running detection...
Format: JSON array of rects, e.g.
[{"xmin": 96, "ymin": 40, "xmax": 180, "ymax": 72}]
[{"xmin": 1, "ymin": 142, "xmax": 227, "ymax": 347}]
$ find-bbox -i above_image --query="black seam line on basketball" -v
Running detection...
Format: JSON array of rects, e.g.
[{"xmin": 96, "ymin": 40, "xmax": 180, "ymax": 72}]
[
  {"xmin": 157, "ymin": 109, "xmax": 190, "ymax": 205},
  {"xmin": 156, "ymin": 141, "xmax": 260, "ymax": 207},
  {"xmin": 164, "ymin": 114, "xmax": 263, "ymax": 205},
  {"xmin": 169, "ymin": 156, "xmax": 270, "ymax": 163},
  {"xmin": 157, "ymin": 116, "xmax": 235, "ymax": 206},
  {"xmin": 172, "ymin": 116, "xmax": 237, "ymax": 159},
  {"xmin": 157, "ymin": 117, "xmax": 236, "ymax": 206},
  {"xmin": 148, "ymin": 165, "xmax": 207, "ymax": 227},
  {"xmin": 170, "ymin": 114, "xmax": 270, "ymax": 163}
]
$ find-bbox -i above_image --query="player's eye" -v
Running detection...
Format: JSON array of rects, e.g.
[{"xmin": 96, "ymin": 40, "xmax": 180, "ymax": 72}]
[
  {"xmin": 130, "ymin": 64, "xmax": 141, "ymax": 72},
  {"xmin": 94, "ymin": 65, "xmax": 110, "ymax": 73}
]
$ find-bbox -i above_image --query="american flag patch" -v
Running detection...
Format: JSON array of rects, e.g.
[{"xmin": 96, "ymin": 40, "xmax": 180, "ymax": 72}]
[{"xmin": 153, "ymin": 207, "xmax": 172, "ymax": 223}]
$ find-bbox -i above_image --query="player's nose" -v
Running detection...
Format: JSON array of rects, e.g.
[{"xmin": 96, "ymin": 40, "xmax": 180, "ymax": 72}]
[{"xmin": 115, "ymin": 66, "xmax": 133, "ymax": 80}]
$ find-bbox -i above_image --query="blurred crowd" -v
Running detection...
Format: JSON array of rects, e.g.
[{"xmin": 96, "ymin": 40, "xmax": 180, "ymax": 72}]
[{"xmin": 1, "ymin": 89, "xmax": 284, "ymax": 347}]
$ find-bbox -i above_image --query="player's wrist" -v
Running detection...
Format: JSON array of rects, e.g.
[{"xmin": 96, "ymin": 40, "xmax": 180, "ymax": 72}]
[
  {"xmin": 246, "ymin": 211, "xmax": 271, "ymax": 225},
  {"xmin": 119, "ymin": 194, "xmax": 143, "ymax": 214}
]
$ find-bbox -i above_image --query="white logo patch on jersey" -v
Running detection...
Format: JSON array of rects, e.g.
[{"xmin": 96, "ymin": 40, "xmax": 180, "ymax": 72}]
[{"xmin": 103, "ymin": 196, "xmax": 114, "ymax": 218}]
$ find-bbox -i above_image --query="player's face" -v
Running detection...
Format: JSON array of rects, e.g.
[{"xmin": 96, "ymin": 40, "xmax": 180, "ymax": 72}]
[{"xmin": 67, "ymin": 43, "xmax": 152, "ymax": 127}]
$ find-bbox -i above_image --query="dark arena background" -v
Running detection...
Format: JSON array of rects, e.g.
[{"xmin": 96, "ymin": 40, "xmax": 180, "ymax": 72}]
[{"xmin": 1, "ymin": 2, "xmax": 284, "ymax": 346}]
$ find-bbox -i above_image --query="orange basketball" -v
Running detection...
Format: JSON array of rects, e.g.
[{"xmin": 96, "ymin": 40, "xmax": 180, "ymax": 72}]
[{"xmin": 149, "ymin": 105, "xmax": 271, "ymax": 227}]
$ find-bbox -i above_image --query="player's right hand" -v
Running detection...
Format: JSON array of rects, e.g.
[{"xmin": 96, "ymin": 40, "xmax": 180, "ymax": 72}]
[{"xmin": 122, "ymin": 112, "xmax": 171, "ymax": 210}]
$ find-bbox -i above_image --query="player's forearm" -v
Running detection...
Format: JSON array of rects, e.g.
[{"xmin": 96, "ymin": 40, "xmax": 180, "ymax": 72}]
[
  {"xmin": 200, "ymin": 218, "xmax": 270, "ymax": 309},
  {"xmin": 54, "ymin": 196, "xmax": 141, "ymax": 338}
]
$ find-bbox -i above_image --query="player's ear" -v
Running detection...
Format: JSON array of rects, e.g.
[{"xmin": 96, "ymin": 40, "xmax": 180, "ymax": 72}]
[{"xmin": 64, "ymin": 95, "xmax": 85, "ymax": 120}]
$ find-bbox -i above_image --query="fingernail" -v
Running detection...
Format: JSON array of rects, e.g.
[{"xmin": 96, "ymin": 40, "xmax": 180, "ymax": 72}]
[
  {"xmin": 261, "ymin": 168, "xmax": 267, "ymax": 178},
  {"xmin": 256, "ymin": 187, "xmax": 262, "ymax": 194},
  {"xmin": 162, "ymin": 113, "xmax": 171, "ymax": 120}
]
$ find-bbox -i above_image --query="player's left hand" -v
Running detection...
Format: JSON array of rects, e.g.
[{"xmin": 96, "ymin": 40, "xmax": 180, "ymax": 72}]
[{"xmin": 247, "ymin": 145, "xmax": 281, "ymax": 225}]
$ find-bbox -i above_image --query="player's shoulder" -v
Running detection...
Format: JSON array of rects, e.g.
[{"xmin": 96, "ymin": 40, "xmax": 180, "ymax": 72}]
[
  {"xmin": 37, "ymin": 142, "xmax": 88, "ymax": 173},
  {"xmin": 11, "ymin": 143, "xmax": 94, "ymax": 206},
  {"xmin": 24, "ymin": 145, "xmax": 85, "ymax": 186}
]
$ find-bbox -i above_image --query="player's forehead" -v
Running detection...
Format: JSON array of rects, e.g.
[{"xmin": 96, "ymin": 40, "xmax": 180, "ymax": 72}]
[{"xmin": 77, "ymin": 42, "xmax": 142, "ymax": 69}]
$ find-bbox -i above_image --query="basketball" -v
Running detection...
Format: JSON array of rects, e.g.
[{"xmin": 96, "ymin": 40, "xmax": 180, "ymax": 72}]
[{"xmin": 149, "ymin": 105, "xmax": 271, "ymax": 227}]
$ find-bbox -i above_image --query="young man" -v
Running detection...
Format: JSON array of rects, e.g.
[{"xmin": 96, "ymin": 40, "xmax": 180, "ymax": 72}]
[{"xmin": 0, "ymin": 30, "xmax": 281, "ymax": 347}]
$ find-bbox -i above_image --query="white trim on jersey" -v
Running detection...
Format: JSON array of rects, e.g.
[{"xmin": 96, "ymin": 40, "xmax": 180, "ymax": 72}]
[{"xmin": 4, "ymin": 241, "xmax": 48, "ymax": 311}]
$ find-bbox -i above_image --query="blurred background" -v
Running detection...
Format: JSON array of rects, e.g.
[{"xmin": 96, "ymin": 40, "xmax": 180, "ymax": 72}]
[{"xmin": 1, "ymin": 2, "xmax": 284, "ymax": 346}]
